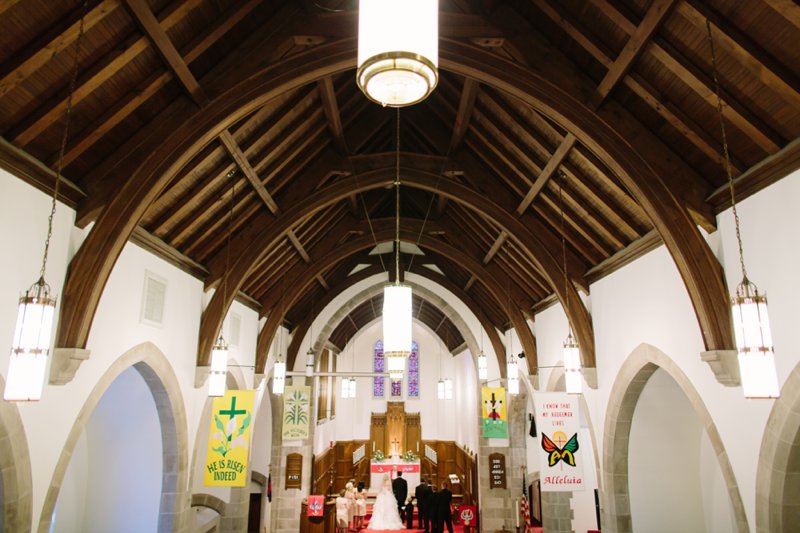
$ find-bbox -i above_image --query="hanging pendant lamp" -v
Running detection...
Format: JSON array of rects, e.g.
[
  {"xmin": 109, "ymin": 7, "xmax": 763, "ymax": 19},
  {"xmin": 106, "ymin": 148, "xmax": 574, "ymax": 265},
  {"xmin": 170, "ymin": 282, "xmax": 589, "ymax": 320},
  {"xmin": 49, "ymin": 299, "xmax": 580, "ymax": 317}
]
[
  {"xmin": 706, "ymin": 21, "xmax": 779, "ymax": 398},
  {"xmin": 5, "ymin": 2, "xmax": 89, "ymax": 402},
  {"xmin": 383, "ymin": 109, "xmax": 412, "ymax": 380},
  {"xmin": 357, "ymin": 0, "xmax": 439, "ymax": 107}
]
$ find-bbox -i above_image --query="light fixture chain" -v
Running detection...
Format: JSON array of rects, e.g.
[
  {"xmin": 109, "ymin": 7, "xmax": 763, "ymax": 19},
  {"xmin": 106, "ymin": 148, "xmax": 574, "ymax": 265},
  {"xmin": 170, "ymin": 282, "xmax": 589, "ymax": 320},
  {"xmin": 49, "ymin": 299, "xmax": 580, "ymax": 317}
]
[
  {"xmin": 222, "ymin": 170, "xmax": 236, "ymax": 310},
  {"xmin": 395, "ymin": 107, "xmax": 401, "ymax": 284},
  {"xmin": 40, "ymin": 0, "xmax": 89, "ymax": 283},
  {"xmin": 706, "ymin": 20, "xmax": 747, "ymax": 282},
  {"xmin": 558, "ymin": 170, "xmax": 572, "ymax": 332}
]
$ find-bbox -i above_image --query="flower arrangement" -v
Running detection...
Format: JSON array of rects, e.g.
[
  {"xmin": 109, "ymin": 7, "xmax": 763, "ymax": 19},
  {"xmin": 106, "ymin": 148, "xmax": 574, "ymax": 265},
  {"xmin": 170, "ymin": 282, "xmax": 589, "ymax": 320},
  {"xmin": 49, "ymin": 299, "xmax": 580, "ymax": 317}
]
[
  {"xmin": 402, "ymin": 450, "xmax": 418, "ymax": 462},
  {"xmin": 371, "ymin": 449, "xmax": 385, "ymax": 462}
]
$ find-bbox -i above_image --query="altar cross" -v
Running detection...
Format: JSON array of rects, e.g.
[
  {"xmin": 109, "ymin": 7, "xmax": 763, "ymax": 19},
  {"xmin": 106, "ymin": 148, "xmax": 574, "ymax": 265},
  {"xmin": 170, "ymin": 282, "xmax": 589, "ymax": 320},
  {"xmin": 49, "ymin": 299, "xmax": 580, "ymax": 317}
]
[{"xmin": 392, "ymin": 438, "xmax": 400, "ymax": 456}]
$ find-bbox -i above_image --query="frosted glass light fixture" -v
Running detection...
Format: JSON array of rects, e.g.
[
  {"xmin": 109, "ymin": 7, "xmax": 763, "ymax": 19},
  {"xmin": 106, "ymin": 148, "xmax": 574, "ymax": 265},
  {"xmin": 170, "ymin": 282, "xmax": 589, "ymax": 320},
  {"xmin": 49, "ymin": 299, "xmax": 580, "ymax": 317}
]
[
  {"xmin": 477, "ymin": 351, "xmax": 488, "ymax": 380},
  {"xmin": 437, "ymin": 378, "xmax": 452, "ymax": 399},
  {"xmin": 437, "ymin": 378, "xmax": 445, "ymax": 399},
  {"xmin": 732, "ymin": 280, "xmax": 779, "ymax": 398},
  {"xmin": 705, "ymin": 20, "xmax": 780, "ymax": 398},
  {"xmin": 4, "ymin": 280, "xmax": 55, "ymax": 401},
  {"xmin": 357, "ymin": 0, "xmax": 439, "ymax": 107},
  {"xmin": 305, "ymin": 347, "xmax": 315, "ymax": 377},
  {"xmin": 272, "ymin": 360, "xmax": 286, "ymax": 395},
  {"xmin": 507, "ymin": 357, "xmax": 519, "ymax": 395},
  {"xmin": 563, "ymin": 331, "xmax": 582, "ymax": 395},
  {"xmin": 208, "ymin": 335, "xmax": 228, "ymax": 397},
  {"xmin": 384, "ymin": 284, "xmax": 412, "ymax": 380},
  {"xmin": 341, "ymin": 377, "xmax": 357, "ymax": 399}
]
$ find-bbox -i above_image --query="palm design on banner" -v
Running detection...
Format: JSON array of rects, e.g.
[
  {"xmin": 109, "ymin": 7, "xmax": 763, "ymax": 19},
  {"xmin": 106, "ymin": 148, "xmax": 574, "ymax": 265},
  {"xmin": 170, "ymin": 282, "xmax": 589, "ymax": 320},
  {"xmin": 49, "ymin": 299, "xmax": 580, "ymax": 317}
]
[{"xmin": 284, "ymin": 388, "xmax": 309, "ymax": 425}]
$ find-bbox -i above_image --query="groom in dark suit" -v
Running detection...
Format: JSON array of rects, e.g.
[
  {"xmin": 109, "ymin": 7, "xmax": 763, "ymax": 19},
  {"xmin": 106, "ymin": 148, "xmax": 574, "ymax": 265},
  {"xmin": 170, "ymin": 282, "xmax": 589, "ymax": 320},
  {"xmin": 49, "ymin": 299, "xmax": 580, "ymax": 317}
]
[{"xmin": 392, "ymin": 471, "xmax": 408, "ymax": 517}]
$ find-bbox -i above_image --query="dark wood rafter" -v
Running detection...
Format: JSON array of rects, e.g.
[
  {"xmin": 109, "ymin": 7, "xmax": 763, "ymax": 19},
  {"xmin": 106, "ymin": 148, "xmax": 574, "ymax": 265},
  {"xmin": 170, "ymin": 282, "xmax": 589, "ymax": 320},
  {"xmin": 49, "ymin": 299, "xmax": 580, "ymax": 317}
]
[
  {"xmin": 263, "ymin": 224, "xmax": 527, "ymax": 376},
  {"xmin": 5, "ymin": 2, "xmax": 792, "ymax": 388}
]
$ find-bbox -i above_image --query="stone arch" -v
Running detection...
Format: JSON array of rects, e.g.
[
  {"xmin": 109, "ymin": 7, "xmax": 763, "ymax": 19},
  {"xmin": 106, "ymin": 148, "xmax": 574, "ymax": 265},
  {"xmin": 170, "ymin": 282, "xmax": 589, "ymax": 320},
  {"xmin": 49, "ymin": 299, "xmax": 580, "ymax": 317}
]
[
  {"xmin": 602, "ymin": 343, "xmax": 748, "ymax": 533},
  {"xmin": 755, "ymin": 360, "xmax": 800, "ymax": 532},
  {"xmin": 0, "ymin": 374, "xmax": 33, "ymax": 532},
  {"xmin": 38, "ymin": 341, "xmax": 189, "ymax": 533},
  {"xmin": 191, "ymin": 493, "xmax": 227, "ymax": 515}
]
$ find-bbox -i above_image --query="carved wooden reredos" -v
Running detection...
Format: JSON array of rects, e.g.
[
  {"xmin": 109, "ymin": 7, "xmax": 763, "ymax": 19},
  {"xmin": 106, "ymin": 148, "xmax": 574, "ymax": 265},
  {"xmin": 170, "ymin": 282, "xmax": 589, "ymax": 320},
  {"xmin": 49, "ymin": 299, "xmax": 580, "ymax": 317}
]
[{"xmin": 369, "ymin": 402, "xmax": 421, "ymax": 457}]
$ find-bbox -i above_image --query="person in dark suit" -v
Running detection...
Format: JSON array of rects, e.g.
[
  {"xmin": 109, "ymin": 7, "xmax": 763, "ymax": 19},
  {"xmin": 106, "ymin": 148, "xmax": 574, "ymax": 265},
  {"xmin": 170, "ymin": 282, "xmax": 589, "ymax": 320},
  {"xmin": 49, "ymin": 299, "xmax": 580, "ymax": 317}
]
[
  {"xmin": 435, "ymin": 481, "xmax": 453, "ymax": 533},
  {"xmin": 392, "ymin": 471, "xmax": 408, "ymax": 517},
  {"xmin": 405, "ymin": 497, "xmax": 415, "ymax": 529},
  {"xmin": 427, "ymin": 484, "xmax": 438, "ymax": 533},
  {"xmin": 415, "ymin": 479, "xmax": 430, "ymax": 530}
]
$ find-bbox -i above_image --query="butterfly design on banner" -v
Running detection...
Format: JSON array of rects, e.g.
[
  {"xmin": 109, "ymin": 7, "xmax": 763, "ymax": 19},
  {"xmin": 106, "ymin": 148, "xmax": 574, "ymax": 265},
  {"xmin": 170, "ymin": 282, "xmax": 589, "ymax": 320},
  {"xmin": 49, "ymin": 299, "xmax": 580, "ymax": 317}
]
[{"xmin": 541, "ymin": 432, "xmax": 579, "ymax": 467}]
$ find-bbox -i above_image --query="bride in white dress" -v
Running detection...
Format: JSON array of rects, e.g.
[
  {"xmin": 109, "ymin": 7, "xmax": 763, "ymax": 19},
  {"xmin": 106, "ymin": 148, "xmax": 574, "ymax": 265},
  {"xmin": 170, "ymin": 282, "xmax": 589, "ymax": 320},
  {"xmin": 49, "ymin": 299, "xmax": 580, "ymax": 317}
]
[{"xmin": 368, "ymin": 474, "xmax": 405, "ymax": 530}]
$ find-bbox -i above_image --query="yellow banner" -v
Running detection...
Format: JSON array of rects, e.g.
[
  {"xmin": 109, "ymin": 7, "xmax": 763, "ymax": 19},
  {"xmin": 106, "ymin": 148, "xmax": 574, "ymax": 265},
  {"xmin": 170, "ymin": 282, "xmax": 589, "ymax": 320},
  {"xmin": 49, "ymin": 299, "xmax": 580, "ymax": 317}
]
[
  {"xmin": 204, "ymin": 389, "xmax": 255, "ymax": 487},
  {"xmin": 282, "ymin": 385, "xmax": 311, "ymax": 439},
  {"xmin": 481, "ymin": 387, "xmax": 508, "ymax": 438}
]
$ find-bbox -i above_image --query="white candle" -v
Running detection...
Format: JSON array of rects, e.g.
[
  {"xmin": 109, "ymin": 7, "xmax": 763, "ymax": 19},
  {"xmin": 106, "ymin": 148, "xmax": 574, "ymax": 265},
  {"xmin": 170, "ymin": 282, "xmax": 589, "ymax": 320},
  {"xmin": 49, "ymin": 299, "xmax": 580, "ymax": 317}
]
[
  {"xmin": 373, "ymin": 442, "xmax": 375, "ymax": 451},
  {"xmin": 416, "ymin": 442, "xmax": 419, "ymax": 452},
  {"xmin": 515, "ymin": 499, "xmax": 519, "ymax": 527}
]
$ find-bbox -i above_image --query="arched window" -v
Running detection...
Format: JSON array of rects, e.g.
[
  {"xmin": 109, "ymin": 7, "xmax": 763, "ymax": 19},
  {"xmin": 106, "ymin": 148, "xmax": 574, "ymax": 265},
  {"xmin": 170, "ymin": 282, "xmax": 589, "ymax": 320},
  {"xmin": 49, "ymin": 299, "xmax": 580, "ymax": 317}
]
[
  {"xmin": 408, "ymin": 341, "xmax": 420, "ymax": 398},
  {"xmin": 373, "ymin": 340, "xmax": 384, "ymax": 397}
]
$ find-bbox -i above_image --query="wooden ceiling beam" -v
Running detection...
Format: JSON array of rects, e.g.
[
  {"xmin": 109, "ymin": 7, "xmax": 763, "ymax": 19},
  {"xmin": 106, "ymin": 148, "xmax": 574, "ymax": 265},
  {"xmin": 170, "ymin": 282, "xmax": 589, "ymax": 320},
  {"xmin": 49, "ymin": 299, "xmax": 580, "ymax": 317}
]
[
  {"xmin": 482, "ymin": 231, "xmax": 507, "ymax": 264},
  {"xmin": 449, "ymin": 78, "xmax": 480, "ymax": 153},
  {"xmin": 0, "ymin": 0, "xmax": 120, "ymax": 99},
  {"xmin": 11, "ymin": 0, "xmax": 206, "ymax": 148},
  {"xmin": 464, "ymin": 274, "xmax": 477, "ymax": 292},
  {"xmin": 763, "ymin": 0, "xmax": 800, "ymax": 29},
  {"xmin": 51, "ymin": 0, "xmax": 260, "ymax": 167},
  {"xmin": 317, "ymin": 76, "xmax": 348, "ymax": 154},
  {"xmin": 679, "ymin": 0, "xmax": 800, "ymax": 111},
  {"xmin": 123, "ymin": 0, "xmax": 207, "ymax": 105},
  {"xmin": 220, "ymin": 130, "xmax": 279, "ymax": 212},
  {"xmin": 585, "ymin": 0, "xmax": 782, "ymax": 153},
  {"xmin": 517, "ymin": 133, "xmax": 576, "ymax": 214},
  {"xmin": 589, "ymin": 0, "xmax": 678, "ymax": 109}
]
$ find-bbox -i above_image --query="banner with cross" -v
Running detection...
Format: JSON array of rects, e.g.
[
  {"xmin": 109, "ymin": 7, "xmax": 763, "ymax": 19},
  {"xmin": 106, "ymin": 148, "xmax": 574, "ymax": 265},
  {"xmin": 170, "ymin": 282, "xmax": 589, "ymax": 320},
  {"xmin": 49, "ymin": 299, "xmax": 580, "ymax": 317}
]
[
  {"xmin": 204, "ymin": 389, "xmax": 255, "ymax": 486},
  {"xmin": 481, "ymin": 387, "xmax": 508, "ymax": 438}
]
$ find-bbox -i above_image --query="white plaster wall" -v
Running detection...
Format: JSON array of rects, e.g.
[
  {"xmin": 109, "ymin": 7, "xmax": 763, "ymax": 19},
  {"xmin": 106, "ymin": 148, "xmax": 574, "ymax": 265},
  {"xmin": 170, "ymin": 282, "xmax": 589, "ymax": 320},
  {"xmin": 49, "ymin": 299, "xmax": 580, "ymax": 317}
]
[
  {"xmin": 629, "ymin": 369, "xmax": 705, "ymax": 532},
  {"xmin": 82, "ymin": 367, "xmax": 163, "ymax": 533}
]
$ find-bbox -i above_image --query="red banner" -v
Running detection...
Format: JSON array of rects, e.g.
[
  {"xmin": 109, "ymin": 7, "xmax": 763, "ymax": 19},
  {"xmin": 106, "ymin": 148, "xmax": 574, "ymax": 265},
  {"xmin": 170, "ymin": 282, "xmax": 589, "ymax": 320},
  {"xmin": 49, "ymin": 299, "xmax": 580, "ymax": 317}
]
[
  {"xmin": 370, "ymin": 463, "xmax": 421, "ymax": 473},
  {"xmin": 459, "ymin": 505, "xmax": 477, "ymax": 525},
  {"xmin": 307, "ymin": 495, "xmax": 324, "ymax": 517}
]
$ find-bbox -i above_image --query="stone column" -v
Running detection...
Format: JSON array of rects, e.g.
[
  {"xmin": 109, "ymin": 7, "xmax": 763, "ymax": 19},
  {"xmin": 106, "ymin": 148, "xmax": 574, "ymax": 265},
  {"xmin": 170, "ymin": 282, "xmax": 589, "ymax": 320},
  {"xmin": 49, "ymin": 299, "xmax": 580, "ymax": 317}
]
[
  {"xmin": 542, "ymin": 492, "xmax": 574, "ymax": 533},
  {"xmin": 477, "ymin": 387, "xmax": 528, "ymax": 531},
  {"xmin": 269, "ymin": 379, "xmax": 316, "ymax": 533}
]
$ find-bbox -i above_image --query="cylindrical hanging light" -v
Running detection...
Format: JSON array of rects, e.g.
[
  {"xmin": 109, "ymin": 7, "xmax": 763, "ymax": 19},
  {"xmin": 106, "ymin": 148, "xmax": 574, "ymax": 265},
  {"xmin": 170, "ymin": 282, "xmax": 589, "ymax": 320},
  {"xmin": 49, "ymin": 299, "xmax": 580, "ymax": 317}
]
[
  {"xmin": 383, "ymin": 284, "xmax": 412, "ymax": 380},
  {"xmin": 305, "ymin": 347, "xmax": 315, "ymax": 377},
  {"xmin": 563, "ymin": 331, "xmax": 582, "ymax": 395},
  {"xmin": 4, "ymin": 280, "xmax": 56, "ymax": 401},
  {"xmin": 437, "ymin": 378, "xmax": 445, "ymax": 399},
  {"xmin": 348, "ymin": 377, "xmax": 357, "ymax": 399},
  {"xmin": 507, "ymin": 357, "xmax": 519, "ymax": 395},
  {"xmin": 341, "ymin": 376, "xmax": 352, "ymax": 398},
  {"xmin": 477, "ymin": 351, "xmax": 488, "ymax": 380},
  {"xmin": 732, "ymin": 280, "xmax": 779, "ymax": 398},
  {"xmin": 272, "ymin": 360, "xmax": 286, "ymax": 395},
  {"xmin": 208, "ymin": 335, "xmax": 228, "ymax": 397},
  {"xmin": 357, "ymin": 0, "xmax": 439, "ymax": 107}
]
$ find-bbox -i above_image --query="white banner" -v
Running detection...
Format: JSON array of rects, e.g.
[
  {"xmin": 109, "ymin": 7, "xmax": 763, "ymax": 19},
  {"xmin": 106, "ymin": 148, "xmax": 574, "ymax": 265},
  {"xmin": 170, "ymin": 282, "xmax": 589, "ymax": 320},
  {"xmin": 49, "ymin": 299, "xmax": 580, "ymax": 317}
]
[{"xmin": 534, "ymin": 393, "xmax": 585, "ymax": 491}]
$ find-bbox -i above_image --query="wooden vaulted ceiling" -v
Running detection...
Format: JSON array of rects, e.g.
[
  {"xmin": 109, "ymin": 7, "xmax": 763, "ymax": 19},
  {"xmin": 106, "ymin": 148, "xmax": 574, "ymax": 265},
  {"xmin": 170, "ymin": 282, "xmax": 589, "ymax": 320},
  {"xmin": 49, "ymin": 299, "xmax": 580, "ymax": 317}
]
[{"xmin": 1, "ymin": 0, "xmax": 798, "ymax": 374}]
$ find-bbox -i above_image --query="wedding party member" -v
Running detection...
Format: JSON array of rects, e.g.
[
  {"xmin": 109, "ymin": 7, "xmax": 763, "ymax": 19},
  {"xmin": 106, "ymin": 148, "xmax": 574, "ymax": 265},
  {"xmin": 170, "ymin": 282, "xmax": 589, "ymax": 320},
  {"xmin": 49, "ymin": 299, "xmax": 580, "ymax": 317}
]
[
  {"xmin": 368, "ymin": 474, "xmax": 405, "ymax": 530},
  {"xmin": 392, "ymin": 471, "xmax": 408, "ymax": 517},
  {"xmin": 345, "ymin": 481, "xmax": 357, "ymax": 530},
  {"xmin": 355, "ymin": 484, "xmax": 368, "ymax": 529},
  {"xmin": 426, "ymin": 484, "xmax": 438, "ymax": 533},
  {"xmin": 335, "ymin": 490, "xmax": 349, "ymax": 533},
  {"xmin": 435, "ymin": 481, "xmax": 453, "ymax": 533},
  {"xmin": 405, "ymin": 496, "xmax": 415, "ymax": 529},
  {"xmin": 415, "ymin": 479, "xmax": 431, "ymax": 530}
]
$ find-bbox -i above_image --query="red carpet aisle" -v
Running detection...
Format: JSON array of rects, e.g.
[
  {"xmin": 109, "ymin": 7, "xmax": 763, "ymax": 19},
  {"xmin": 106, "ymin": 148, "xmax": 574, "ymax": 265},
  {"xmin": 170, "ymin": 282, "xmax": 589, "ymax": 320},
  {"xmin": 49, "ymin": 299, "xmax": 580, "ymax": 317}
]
[{"xmin": 359, "ymin": 506, "xmax": 467, "ymax": 533}]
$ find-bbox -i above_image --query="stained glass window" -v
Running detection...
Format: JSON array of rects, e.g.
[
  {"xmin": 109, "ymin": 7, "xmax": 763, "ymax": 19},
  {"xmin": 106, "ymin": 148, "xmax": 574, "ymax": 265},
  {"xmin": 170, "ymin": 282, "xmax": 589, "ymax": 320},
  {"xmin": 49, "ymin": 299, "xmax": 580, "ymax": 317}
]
[
  {"xmin": 391, "ymin": 379, "xmax": 402, "ymax": 397},
  {"xmin": 373, "ymin": 340, "xmax": 385, "ymax": 397},
  {"xmin": 408, "ymin": 341, "xmax": 420, "ymax": 397}
]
